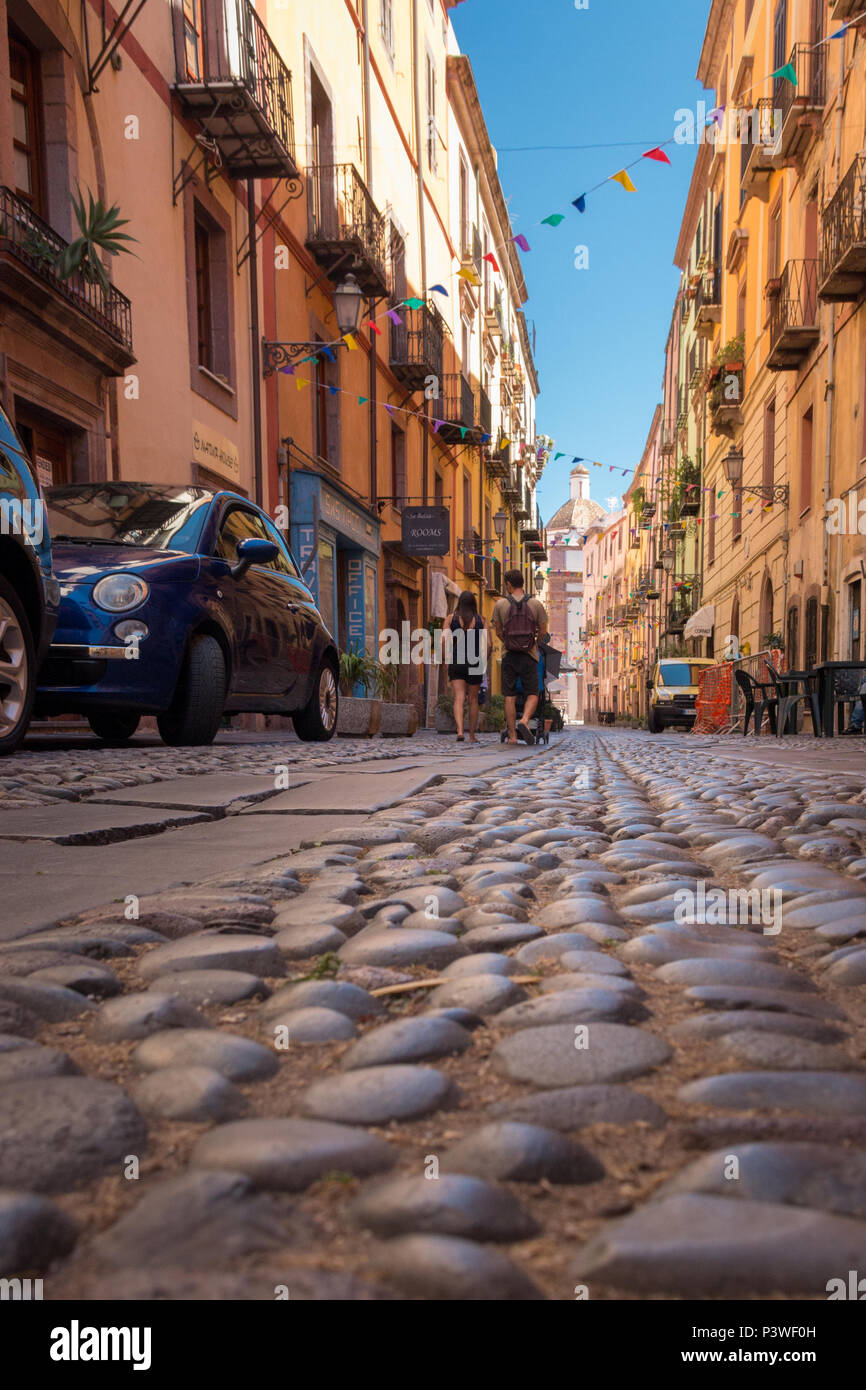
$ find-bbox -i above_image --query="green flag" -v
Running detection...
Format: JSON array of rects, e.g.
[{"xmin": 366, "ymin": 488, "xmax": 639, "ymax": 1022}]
[
  {"xmin": 541, "ymin": 214, "xmax": 566, "ymax": 226},
  {"xmin": 403, "ymin": 297, "xmax": 425, "ymax": 310},
  {"xmin": 771, "ymin": 62, "xmax": 797, "ymax": 86}
]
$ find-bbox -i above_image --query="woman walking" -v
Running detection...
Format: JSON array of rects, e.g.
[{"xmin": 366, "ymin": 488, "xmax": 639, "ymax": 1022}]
[{"xmin": 447, "ymin": 591, "xmax": 489, "ymax": 743}]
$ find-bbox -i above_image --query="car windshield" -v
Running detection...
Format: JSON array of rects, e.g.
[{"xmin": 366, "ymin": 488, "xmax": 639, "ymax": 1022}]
[
  {"xmin": 45, "ymin": 485, "xmax": 212, "ymax": 553},
  {"xmin": 659, "ymin": 663, "xmax": 705, "ymax": 686}
]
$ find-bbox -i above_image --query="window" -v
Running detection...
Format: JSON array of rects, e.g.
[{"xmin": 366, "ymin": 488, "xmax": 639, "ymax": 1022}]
[
  {"xmin": 462, "ymin": 471, "xmax": 472, "ymax": 541},
  {"xmin": 800, "ymin": 406, "xmax": 813, "ymax": 515},
  {"xmin": 732, "ymin": 487, "xmax": 743, "ymax": 542},
  {"xmin": 10, "ymin": 28, "xmax": 44, "ymax": 214},
  {"xmin": 312, "ymin": 341, "xmax": 340, "ymax": 470},
  {"xmin": 426, "ymin": 53, "xmax": 437, "ymax": 172},
  {"xmin": 182, "ymin": 0, "xmax": 203, "ymax": 81},
  {"xmin": 762, "ymin": 398, "xmax": 776, "ymax": 494},
  {"xmin": 262, "ymin": 517, "xmax": 300, "ymax": 578},
  {"xmin": 708, "ymin": 504, "xmax": 716, "ymax": 566},
  {"xmin": 215, "ymin": 507, "xmax": 275, "ymax": 564},
  {"xmin": 737, "ymin": 278, "xmax": 747, "ymax": 339},
  {"xmin": 380, "ymin": 0, "xmax": 395, "ymax": 58},
  {"xmin": 767, "ymin": 200, "xmax": 782, "ymax": 281},
  {"xmin": 390, "ymin": 224, "xmax": 406, "ymax": 304},
  {"xmin": 786, "ymin": 603, "xmax": 800, "ymax": 669},
  {"xmin": 187, "ymin": 194, "xmax": 235, "ymax": 412},
  {"xmin": 391, "ymin": 423, "xmax": 406, "ymax": 509},
  {"xmin": 461, "ymin": 319, "xmax": 470, "ymax": 378},
  {"xmin": 194, "ymin": 219, "xmax": 213, "ymax": 371}
]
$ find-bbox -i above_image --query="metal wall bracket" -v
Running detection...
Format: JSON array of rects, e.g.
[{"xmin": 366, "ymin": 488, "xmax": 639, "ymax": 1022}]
[
  {"xmin": 82, "ymin": 0, "xmax": 151, "ymax": 95},
  {"xmin": 236, "ymin": 176, "xmax": 305, "ymax": 274}
]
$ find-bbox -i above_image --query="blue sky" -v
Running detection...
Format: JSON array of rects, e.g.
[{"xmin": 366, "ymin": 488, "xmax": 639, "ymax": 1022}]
[{"xmin": 450, "ymin": 0, "xmax": 711, "ymax": 522}]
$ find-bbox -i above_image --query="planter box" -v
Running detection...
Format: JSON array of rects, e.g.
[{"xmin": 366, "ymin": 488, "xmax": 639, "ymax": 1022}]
[
  {"xmin": 435, "ymin": 708, "xmax": 457, "ymax": 734},
  {"xmin": 379, "ymin": 702, "xmax": 419, "ymax": 738},
  {"xmin": 337, "ymin": 697, "xmax": 382, "ymax": 738}
]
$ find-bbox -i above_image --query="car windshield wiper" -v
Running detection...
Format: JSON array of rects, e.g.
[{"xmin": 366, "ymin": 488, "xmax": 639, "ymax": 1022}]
[{"xmin": 51, "ymin": 534, "xmax": 135, "ymax": 546}]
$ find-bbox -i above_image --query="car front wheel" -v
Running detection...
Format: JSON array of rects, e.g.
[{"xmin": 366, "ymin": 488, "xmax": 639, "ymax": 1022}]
[
  {"xmin": 293, "ymin": 658, "xmax": 338, "ymax": 742},
  {"xmin": 88, "ymin": 711, "xmax": 141, "ymax": 745},
  {"xmin": 0, "ymin": 574, "xmax": 35, "ymax": 756},
  {"xmin": 157, "ymin": 634, "xmax": 226, "ymax": 746}
]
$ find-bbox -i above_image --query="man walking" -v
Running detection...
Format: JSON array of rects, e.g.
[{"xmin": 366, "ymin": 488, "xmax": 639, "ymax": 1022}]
[{"xmin": 492, "ymin": 569, "xmax": 548, "ymax": 745}]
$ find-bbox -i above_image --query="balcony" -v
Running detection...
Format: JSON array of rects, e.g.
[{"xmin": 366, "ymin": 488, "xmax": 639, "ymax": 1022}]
[
  {"xmin": 500, "ymin": 468, "xmax": 521, "ymax": 503},
  {"xmin": 461, "ymin": 222, "xmax": 482, "ymax": 277},
  {"xmin": 172, "ymin": 0, "xmax": 298, "ymax": 180},
  {"xmin": 766, "ymin": 260, "xmax": 820, "ymax": 370},
  {"xmin": 740, "ymin": 100, "xmax": 777, "ymax": 202},
  {"xmin": 773, "ymin": 44, "xmax": 825, "ymax": 164},
  {"xmin": 485, "ymin": 437, "xmax": 510, "ymax": 479},
  {"xmin": 389, "ymin": 300, "xmax": 444, "ymax": 392},
  {"xmin": 660, "ymin": 425, "xmax": 676, "ymax": 456},
  {"xmin": 485, "ymin": 556, "xmax": 503, "ymax": 595},
  {"xmin": 664, "ymin": 596, "xmax": 695, "ymax": 636},
  {"xmin": 709, "ymin": 368, "xmax": 744, "ymax": 439},
  {"xmin": 819, "ymin": 153, "xmax": 866, "ymax": 302},
  {"xmin": 437, "ymin": 374, "xmax": 477, "ymax": 444},
  {"xmin": 478, "ymin": 387, "xmax": 492, "ymax": 438},
  {"xmin": 0, "ymin": 186, "xmax": 134, "ymax": 373},
  {"xmin": 695, "ymin": 265, "xmax": 722, "ymax": 338},
  {"xmin": 831, "ymin": 0, "xmax": 861, "ymax": 15},
  {"xmin": 306, "ymin": 163, "xmax": 390, "ymax": 298}
]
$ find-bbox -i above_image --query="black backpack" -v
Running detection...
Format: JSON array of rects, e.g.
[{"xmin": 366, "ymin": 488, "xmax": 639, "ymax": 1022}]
[{"xmin": 503, "ymin": 595, "xmax": 537, "ymax": 653}]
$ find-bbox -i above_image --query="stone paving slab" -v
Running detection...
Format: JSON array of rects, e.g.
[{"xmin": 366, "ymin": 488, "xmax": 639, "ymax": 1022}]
[
  {"xmin": 0, "ymin": 804, "xmax": 211, "ymax": 845},
  {"xmin": 83, "ymin": 774, "xmax": 308, "ymax": 811}
]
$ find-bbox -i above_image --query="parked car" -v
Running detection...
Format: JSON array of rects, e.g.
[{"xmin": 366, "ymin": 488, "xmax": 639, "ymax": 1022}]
[
  {"xmin": 0, "ymin": 404, "xmax": 59, "ymax": 753},
  {"xmin": 645, "ymin": 657, "xmax": 715, "ymax": 733},
  {"xmin": 36, "ymin": 483, "xmax": 339, "ymax": 746}
]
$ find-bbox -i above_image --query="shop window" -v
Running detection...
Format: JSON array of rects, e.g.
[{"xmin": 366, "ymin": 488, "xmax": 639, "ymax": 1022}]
[
  {"xmin": 10, "ymin": 27, "xmax": 44, "ymax": 215},
  {"xmin": 317, "ymin": 538, "xmax": 336, "ymax": 636}
]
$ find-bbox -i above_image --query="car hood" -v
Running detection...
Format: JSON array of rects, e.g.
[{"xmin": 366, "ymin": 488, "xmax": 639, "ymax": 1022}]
[{"xmin": 52, "ymin": 543, "xmax": 201, "ymax": 584}]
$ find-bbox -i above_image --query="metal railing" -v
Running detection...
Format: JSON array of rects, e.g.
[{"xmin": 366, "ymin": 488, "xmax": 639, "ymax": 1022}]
[
  {"xmin": 478, "ymin": 387, "xmax": 492, "ymax": 437},
  {"xmin": 694, "ymin": 263, "xmax": 721, "ymax": 313},
  {"xmin": 0, "ymin": 186, "xmax": 133, "ymax": 351},
  {"xmin": 775, "ymin": 42, "xmax": 825, "ymax": 130},
  {"xmin": 389, "ymin": 300, "xmax": 444, "ymax": 382},
  {"xmin": 821, "ymin": 152, "xmax": 866, "ymax": 282},
  {"xmin": 768, "ymin": 258, "xmax": 819, "ymax": 352},
  {"xmin": 440, "ymin": 373, "xmax": 476, "ymax": 431},
  {"xmin": 174, "ymin": 0, "xmax": 295, "ymax": 163},
  {"xmin": 306, "ymin": 162, "xmax": 389, "ymax": 290}
]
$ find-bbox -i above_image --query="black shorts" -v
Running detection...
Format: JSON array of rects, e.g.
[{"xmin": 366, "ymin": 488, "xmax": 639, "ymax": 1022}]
[
  {"xmin": 448, "ymin": 666, "xmax": 483, "ymax": 686},
  {"xmin": 502, "ymin": 650, "xmax": 540, "ymax": 699}
]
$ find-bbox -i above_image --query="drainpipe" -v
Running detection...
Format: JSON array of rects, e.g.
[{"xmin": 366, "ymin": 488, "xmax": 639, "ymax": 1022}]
[
  {"xmin": 247, "ymin": 178, "xmax": 263, "ymax": 508},
  {"xmin": 361, "ymin": 1, "xmax": 377, "ymax": 514},
  {"xmin": 822, "ymin": 34, "xmax": 845, "ymax": 655},
  {"xmin": 411, "ymin": 0, "xmax": 430, "ymax": 610}
]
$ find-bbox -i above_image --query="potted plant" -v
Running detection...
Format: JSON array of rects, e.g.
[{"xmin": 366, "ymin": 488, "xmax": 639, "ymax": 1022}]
[
  {"xmin": 336, "ymin": 649, "xmax": 381, "ymax": 738},
  {"xmin": 677, "ymin": 455, "xmax": 702, "ymax": 516},
  {"xmin": 55, "ymin": 187, "xmax": 136, "ymax": 292},
  {"xmin": 482, "ymin": 692, "xmax": 506, "ymax": 734},
  {"xmin": 435, "ymin": 691, "xmax": 457, "ymax": 734},
  {"xmin": 762, "ymin": 632, "xmax": 784, "ymax": 652},
  {"xmin": 376, "ymin": 661, "xmax": 418, "ymax": 738}
]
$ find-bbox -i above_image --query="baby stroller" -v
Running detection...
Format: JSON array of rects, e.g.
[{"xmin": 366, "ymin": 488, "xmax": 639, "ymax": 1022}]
[{"xmin": 500, "ymin": 643, "xmax": 560, "ymax": 746}]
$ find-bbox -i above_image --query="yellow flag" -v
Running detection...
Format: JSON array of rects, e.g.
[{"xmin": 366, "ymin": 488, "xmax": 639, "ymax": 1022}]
[
  {"xmin": 611, "ymin": 170, "xmax": 637, "ymax": 193},
  {"xmin": 501, "ymin": 436, "xmax": 510, "ymax": 448},
  {"xmin": 296, "ymin": 376, "xmax": 309, "ymax": 391},
  {"xmin": 593, "ymin": 460, "xmax": 602, "ymax": 467},
  {"xmin": 343, "ymin": 334, "xmax": 359, "ymax": 351},
  {"xmin": 458, "ymin": 267, "xmax": 482, "ymax": 286}
]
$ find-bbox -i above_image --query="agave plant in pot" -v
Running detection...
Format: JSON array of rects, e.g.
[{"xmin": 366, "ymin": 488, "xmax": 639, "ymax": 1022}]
[
  {"xmin": 336, "ymin": 649, "xmax": 381, "ymax": 738},
  {"xmin": 376, "ymin": 660, "xmax": 418, "ymax": 738},
  {"xmin": 435, "ymin": 691, "xmax": 457, "ymax": 734}
]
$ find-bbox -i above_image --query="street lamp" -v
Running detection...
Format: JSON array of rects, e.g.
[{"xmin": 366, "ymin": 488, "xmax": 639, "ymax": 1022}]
[
  {"xmin": 333, "ymin": 274, "xmax": 363, "ymax": 337},
  {"xmin": 534, "ymin": 571, "xmax": 545, "ymax": 595},
  {"xmin": 262, "ymin": 273, "xmax": 366, "ymax": 376},
  {"xmin": 723, "ymin": 445, "xmax": 744, "ymax": 488},
  {"xmin": 493, "ymin": 510, "xmax": 508, "ymax": 538},
  {"xmin": 661, "ymin": 548, "xmax": 676, "ymax": 575}
]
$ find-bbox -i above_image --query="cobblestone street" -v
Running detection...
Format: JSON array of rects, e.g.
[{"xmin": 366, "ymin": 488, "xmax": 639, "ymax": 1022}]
[{"xmin": 3, "ymin": 728, "xmax": 866, "ymax": 1300}]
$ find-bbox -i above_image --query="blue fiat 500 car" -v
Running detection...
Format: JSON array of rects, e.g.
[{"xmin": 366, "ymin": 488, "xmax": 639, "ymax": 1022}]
[
  {"xmin": 0, "ymin": 403, "xmax": 59, "ymax": 753},
  {"xmin": 36, "ymin": 483, "xmax": 339, "ymax": 746}
]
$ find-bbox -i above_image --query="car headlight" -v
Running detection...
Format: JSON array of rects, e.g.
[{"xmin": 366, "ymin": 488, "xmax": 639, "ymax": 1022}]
[
  {"xmin": 114, "ymin": 619, "xmax": 149, "ymax": 643},
  {"xmin": 93, "ymin": 574, "xmax": 149, "ymax": 612},
  {"xmin": 657, "ymin": 690, "xmax": 673, "ymax": 701}
]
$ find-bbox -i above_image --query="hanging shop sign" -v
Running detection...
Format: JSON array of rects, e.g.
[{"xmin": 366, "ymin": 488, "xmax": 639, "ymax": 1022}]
[{"xmin": 401, "ymin": 506, "xmax": 451, "ymax": 557}]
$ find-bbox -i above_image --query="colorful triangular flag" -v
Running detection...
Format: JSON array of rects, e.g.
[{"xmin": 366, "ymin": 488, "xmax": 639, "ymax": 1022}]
[
  {"xmin": 296, "ymin": 377, "xmax": 309, "ymax": 391},
  {"xmin": 321, "ymin": 345, "xmax": 336, "ymax": 363},
  {"xmin": 458, "ymin": 268, "xmax": 481, "ymax": 286},
  {"xmin": 483, "ymin": 252, "xmax": 500, "ymax": 273},
  {"xmin": 403, "ymin": 297, "xmax": 425, "ymax": 310},
  {"xmin": 386, "ymin": 309, "xmax": 402, "ymax": 325},
  {"xmin": 771, "ymin": 62, "xmax": 797, "ymax": 86},
  {"xmin": 611, "ymin": 170, "xmax": 637, "ymax": 192},
  {"xmin": 572, "ymin": 195, "xmax": 587, "ymax": 214},
  {"xmin": 541, "ymin": 214, "xmax": 565, "ymax": 227},
  {"xmin": 365, "ymin": 320, "xmax": 382, "ymax": 335},
  {"xmin": 429, "ymin": 283, "xmax": 448, "ymax": 296},
  {"xmin": 343, "ymin": 334, "xmax": 359, "ymax": 351},
  {"xmin": 358, "ymin": 396, "xmax": 369, "ymax": 405},
  {"xmin": 512, "ymin": 234, "xmax": 531, "ymax": 252},
  {"xmin": 642, "ymin": 146, "xmax": 671, "ymax": 164}
]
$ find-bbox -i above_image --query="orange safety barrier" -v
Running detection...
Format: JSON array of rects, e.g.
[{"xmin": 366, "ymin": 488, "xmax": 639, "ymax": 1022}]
[{"xmin": 694, "ymin": 652, "xmax": 788, "ymax": 735}]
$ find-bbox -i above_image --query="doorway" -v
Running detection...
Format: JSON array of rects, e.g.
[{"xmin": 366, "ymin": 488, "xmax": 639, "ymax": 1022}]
[{"xmin": 850, "ymin": 579, "xmax": 862, "ymax": 662}]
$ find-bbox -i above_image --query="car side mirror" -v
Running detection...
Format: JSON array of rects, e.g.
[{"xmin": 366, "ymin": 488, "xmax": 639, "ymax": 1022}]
[{"xmin": 232, "ymin": 537, "xmax": 278, "ymax": 579}]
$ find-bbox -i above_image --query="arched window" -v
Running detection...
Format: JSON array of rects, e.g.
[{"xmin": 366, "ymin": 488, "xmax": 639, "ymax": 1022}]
[
  {"xmin": 759, "ymin": 575, "xmax": 774, "ymax": 646},
  {"xmin": 804, "ymin": 596, "xmax": 818, "ymax": 671}
]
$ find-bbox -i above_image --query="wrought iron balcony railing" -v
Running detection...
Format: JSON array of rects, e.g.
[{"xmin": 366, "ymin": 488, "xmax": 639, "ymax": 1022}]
[
  {"xmin": 172, "ymin": 0, "xmax": 298, "ymax": 180},
  {"xmin": 819, "ymin": 153, "xmax": 866, "ymax": 302},
  {"xmin": 478, "ymin": 386, "xmax": 492, "ymax": 438},
  {"xmin": 767, "ymin": 259, "xmax": 820, "ymax": 370},
  {"xmin": 306, "ymin": 163, "xmax": 390, "ymax": 298},
  {"xmin": 389, "ymin": 300, "xmax": 444, "ymax": 392},
  {"xmin": 0, "ymin": 185, "xmax": 133, "ymax": 356},
  {"xmin": 437, "ymin": 374, "xmax": 478, "ymax": 444},
  {"xmin": 774, "ymin": 44, "xmax": 825, "ymax": 161}
]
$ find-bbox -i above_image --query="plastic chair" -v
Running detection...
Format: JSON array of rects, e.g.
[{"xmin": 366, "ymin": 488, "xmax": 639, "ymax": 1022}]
[
  {"xmin": 734, "ymin": 668, "xmax": 777, "ymax": 736},
  {"xmin": 766, "ymin": 661, "xmax": 822, "ymax": 738}
]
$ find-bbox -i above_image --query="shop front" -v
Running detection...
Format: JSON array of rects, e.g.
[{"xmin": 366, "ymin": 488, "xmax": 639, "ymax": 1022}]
[{"xmin": 290, "ymin": 470, "xmax": 380, "ymax": 656}]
